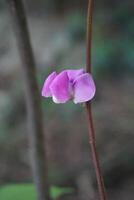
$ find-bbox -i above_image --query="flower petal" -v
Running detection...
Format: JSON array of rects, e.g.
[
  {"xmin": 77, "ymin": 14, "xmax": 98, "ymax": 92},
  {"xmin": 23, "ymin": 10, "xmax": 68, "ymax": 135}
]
[
  {"xmin": 41, "ymin": 71, "xmax": 57, "ymax": 97},
  {"xmin": 50, "ymin": 71, "xmax": 71, "ymax": 103},
  {"xmin": 73, "ymin": 73, "xmax": 96, "ymax": 104},
  {"xmin": 67, "ymin": 69, "xmax": 85, "ymax": 82}
]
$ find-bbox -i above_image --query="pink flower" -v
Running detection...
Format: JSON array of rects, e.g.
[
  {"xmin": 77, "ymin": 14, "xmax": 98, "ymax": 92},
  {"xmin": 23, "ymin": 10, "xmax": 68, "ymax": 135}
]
[{"xmin": 41, "ymin": 69, "xmax": 96, "ymax": 104}]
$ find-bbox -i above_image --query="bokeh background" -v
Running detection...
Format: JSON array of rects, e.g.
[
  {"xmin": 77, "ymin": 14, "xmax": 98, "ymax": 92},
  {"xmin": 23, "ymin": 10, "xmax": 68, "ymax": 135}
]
[{"xmin": 0, "ymin": 0, "xmax": 134, "ymax": 199}]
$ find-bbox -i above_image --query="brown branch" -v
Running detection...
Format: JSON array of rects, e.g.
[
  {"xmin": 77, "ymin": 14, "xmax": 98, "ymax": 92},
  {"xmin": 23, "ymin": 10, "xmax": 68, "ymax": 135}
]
[
  {"xmin": 86, "ymin": 0, "xmax": 94, "ymax": 73},
  {"xmin": 85, "ymin": 0, "xmax": 107, "ymax": 200},
  {"xmin": 7, "ymin": 0, "xmax": 50, "ymax": 200}
]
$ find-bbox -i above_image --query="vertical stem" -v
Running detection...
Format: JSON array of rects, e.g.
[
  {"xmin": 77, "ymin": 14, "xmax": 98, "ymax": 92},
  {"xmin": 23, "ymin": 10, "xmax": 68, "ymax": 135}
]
[
  {"xmin": 7, "ymin": 0, "xmax": 50, "ymax": 200},
  {"xmin": 86, "ymin": 0, "xmax": 93, "ymax": 73},
  {"xmin": 86, "ymin": 0, "xmax": 107, "ymax": 200}
]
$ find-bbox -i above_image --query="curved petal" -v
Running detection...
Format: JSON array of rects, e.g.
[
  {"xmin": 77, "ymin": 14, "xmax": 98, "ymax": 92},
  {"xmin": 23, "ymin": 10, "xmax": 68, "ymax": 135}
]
[
  {"xmin": 41, "ymin": 71, "xmax": 57, "ymax": 97},
  {"xmin": 67, "ymin": 69, "xmax": 85, "ymax": 82},
  {"xmin": 50, "ymin": 71, "xmax": 71, "ymax": 103},
  {"xmin": 73, "ymin": 73, "xmax": 96, "ymax": 104}
]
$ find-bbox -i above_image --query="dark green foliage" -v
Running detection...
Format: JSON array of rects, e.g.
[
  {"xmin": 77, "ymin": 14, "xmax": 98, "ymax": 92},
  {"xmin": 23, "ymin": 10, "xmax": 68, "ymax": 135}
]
[
  {"xmin": 66, "ymin": 12, "xmax": 86, "ymax": 43},
  {"xmin": 91, "ymin": 2, "xmax": 134, "ymax": 77}
]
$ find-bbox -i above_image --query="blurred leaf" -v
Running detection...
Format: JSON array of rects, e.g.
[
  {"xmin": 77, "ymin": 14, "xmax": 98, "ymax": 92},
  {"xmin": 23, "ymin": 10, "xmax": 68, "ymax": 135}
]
[
  {"xmin": 0, "ymin": 184, "xmax": 74, "ymax": 200},
  {"xmin": 50, "ymin": 186, "xmax": 74, "ymax": 199}
]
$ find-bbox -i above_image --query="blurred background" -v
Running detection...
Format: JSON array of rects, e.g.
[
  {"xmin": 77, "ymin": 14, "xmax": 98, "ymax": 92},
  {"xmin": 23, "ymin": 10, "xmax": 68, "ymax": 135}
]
[{"xmin": 0, "ymin": 0, "xmax": 134, "ymax": 199}]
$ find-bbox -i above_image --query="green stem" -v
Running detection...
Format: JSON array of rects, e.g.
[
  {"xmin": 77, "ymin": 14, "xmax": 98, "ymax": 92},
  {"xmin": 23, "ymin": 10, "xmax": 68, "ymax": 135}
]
[
  {"xmin": 85, "ymin": 0, "xmax": 107, "ymax": 200},
  {"xmin": 7, "ymin": 0, "xmax": 50, "ymax": 200}
]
